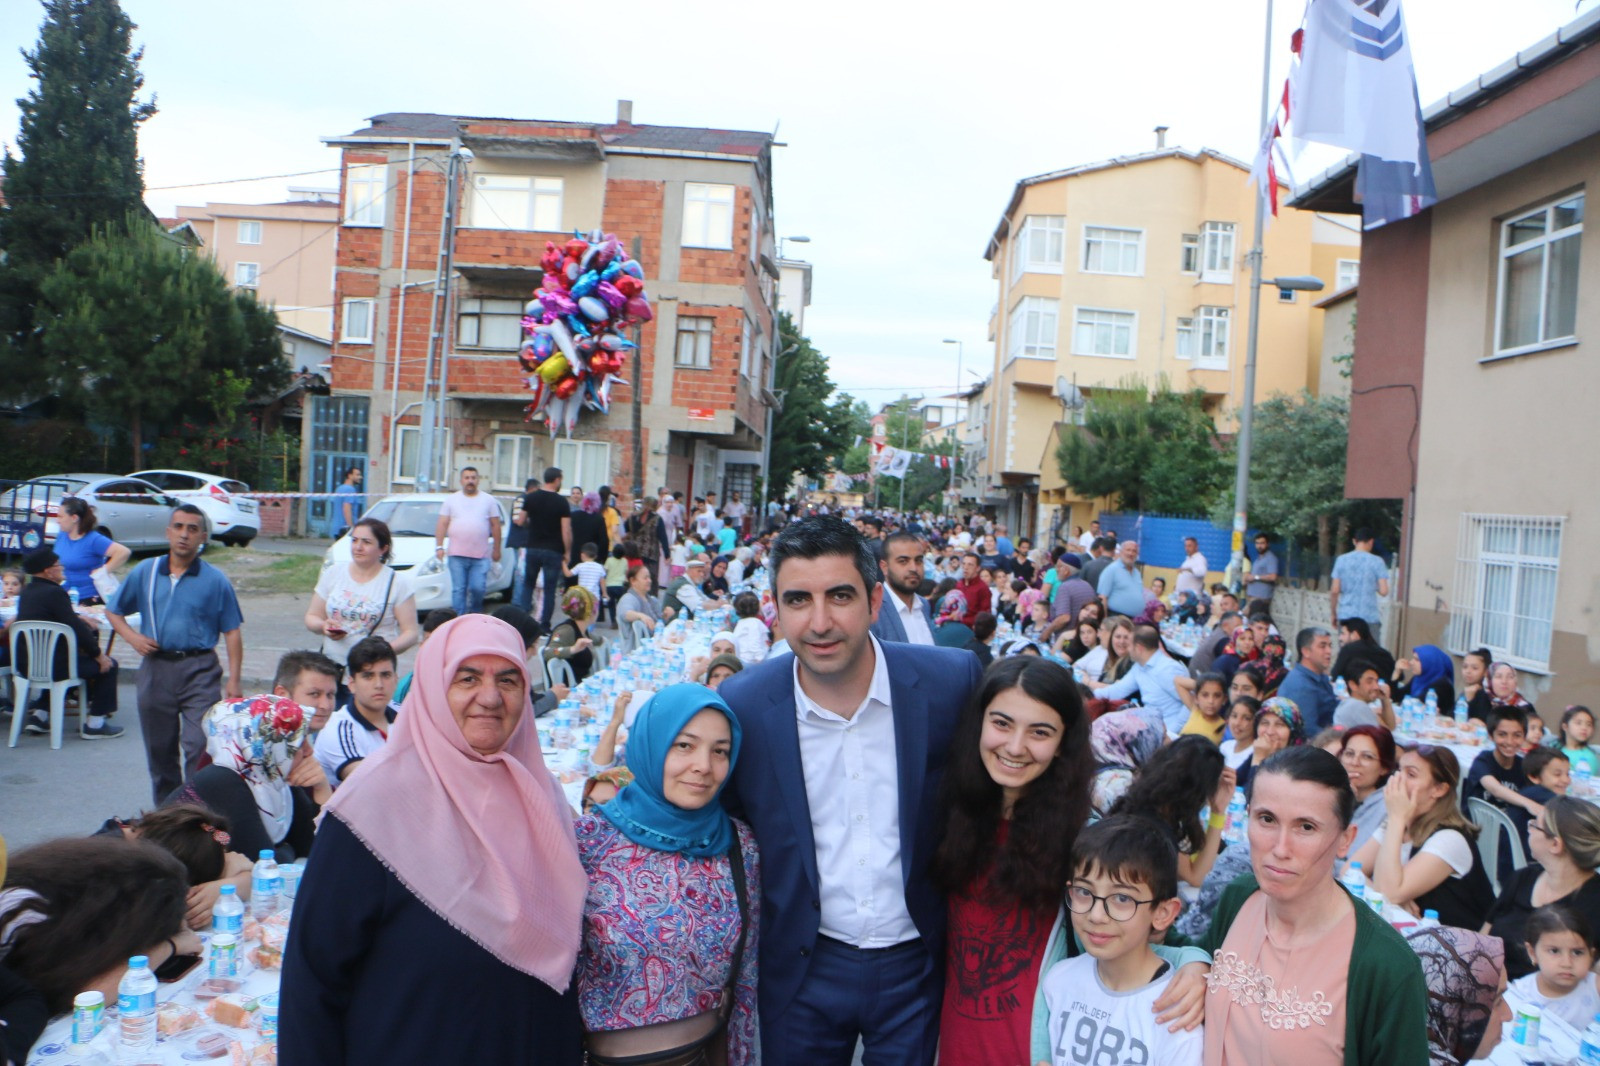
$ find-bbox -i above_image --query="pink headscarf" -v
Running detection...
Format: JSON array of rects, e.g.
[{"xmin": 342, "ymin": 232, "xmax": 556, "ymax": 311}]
[{"xmin": 324, "ymin": 614, "xmax": 586, "ymax": 992}]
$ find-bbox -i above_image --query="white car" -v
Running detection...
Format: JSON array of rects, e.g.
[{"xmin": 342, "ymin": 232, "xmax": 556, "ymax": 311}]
[
  {"xmin": 130, "ymin": 469, "xmax": 261, "ymax": 546},
  {"xmin": 321, "ymin": 493, "xmax": 514, "ymax": 613}
]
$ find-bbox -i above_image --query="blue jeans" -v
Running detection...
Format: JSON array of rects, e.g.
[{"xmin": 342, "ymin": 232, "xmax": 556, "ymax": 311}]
[
  {"xmin": 448, "ymin": 555, "xmax": 490, "ymax": 615},
  {"xmin": 520, "ymin": 548, "xmax": 565, "ymax": 628},
  {"xmin": 762, "ymin": 936, "xmax": 939, "ymax": 1066}
]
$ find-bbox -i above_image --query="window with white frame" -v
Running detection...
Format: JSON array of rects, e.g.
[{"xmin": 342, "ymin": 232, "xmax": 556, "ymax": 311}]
[
  {"xmin": 344, "ymin": 164, "xmax": 387, "ymax": 226},
  {"xmin": 1449, "ymin": 514, "xmax": 1564, "ymax": 671},
  {"xmin": 1180, "ymin": 233, "xmax": 1200, "ymax": 273},
  {"xmin": 1495, "ymin": 192, "xmax": 1583, "ymax": 356},
  {"xmin": 392, "ymin": 425, "xmax": 451, "ymax": 485},
  {"xmin": 682, "ymin": 183, "xmax": 735, "ymax": 249},
  {"xmin": 457, "ymin": 298, "xmax": 525, "ymax": 350},
  {"xmin": 676, "ymin": 316, "xmax": 714, "ymax": 369},
  {"xmin": 1008, "ymin": 297, "xmax": 1060, "ymax": 361},
  {"xmin": 341, "ymin": 298, "xmax": 375, "ymax": 343},
  {"xmin": 1195, "ymin": 306, "xmax": 1230, "ymax": 368},
  {"xmin": 740, "ymin": 318, "xmax": 758, "ymax": 377},
  {"xmin": 1072, "ymin": 307, "xmax": 1135, "ymax": 358},
  {"xmin": 1012, "ymin": 216, "xmax": 1066, "ymax": 282},
  {"xmin": 1082, "ymin": 226, "xmax": 1143, "ymax": 275},
  {"xmin": 1175, "ymin": 316, "xmax": 1195, "ymax": 359},
  {"xmin": 237, "ymin": 220, "xmax": 262, "ymax": 245},
  {"xmin": 234, "ymin": 262, "xmax": 260, "ymax": 289},
  {"xmin": 471, "ymin": 174, "xmax": 562, "ymax": 231},
  {"xmin": 554, "ymin": 439, "xmax": 611, "ymax": 494},
  {"xmin": 1336, "ymin": 259, "xmax": 1360, "ymax": 290},
  {"xmin": 1199, "ymin": 221, "xmax": 1236, "ymax": 283},
  {"xmin": 492, "ymin": 434, "xmax": 536, "ymax": 491}
]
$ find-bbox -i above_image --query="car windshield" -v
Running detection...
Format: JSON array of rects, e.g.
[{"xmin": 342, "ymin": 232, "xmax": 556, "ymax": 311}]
[{"xmin": 364, "ymin": 500, "xmax": 444, "ymax": 537}]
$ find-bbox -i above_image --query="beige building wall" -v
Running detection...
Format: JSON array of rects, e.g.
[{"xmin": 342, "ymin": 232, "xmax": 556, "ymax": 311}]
[
  {"xmin": 1401, "ymin": 134, "xmax": 1600, "ymax": 707},
  {"xmin": 177, "ymin": 200, "xmax": 339, "ymax": 339},
  {"xmin": 1316, "ymin": 290, "xmax": 1357, "ymax": 399}
]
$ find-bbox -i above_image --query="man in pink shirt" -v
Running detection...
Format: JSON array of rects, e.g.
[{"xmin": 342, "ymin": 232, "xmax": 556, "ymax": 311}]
[{"xmin": 433, "ymin": 466, "xmax": 502, "ymax": 615}]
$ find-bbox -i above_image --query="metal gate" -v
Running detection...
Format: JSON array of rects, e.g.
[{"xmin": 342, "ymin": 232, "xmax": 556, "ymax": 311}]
[{"xmin": 307, "ymin": 395, "xmax": 370, "ymax": 534}]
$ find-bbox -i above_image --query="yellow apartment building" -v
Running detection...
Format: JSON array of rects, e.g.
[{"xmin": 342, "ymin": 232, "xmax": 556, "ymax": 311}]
[{"xmin": 975, "ymin": 146, "xmax": 1361, "ymax": 540}]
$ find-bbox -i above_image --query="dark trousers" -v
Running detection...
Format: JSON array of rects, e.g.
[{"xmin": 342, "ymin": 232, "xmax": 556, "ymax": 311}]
[
  {"xmin": 136, "ymin": 651, "xmax": 222, "ymax": 805},
  {"xmin": 520, "ymin": 549, "xmax": 565, "ymax": 627},
  {"xmin": 763, "ymin": 937, "xmax": 940, "ymax": 1066},
  {"xmin": 80, "ymin": 656, "xmax": 118, "ymax": 716}
]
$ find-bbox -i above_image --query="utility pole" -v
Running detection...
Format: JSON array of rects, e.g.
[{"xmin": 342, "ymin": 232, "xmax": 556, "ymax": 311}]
[
  {"xmin": 897, "ymin": 398, "xmax": 913, "ymax": 513},
  {"xmin": 943, "ymin": 339, "xmax": 963, "ymax": 516},
  {"xmin": 417, "ymin": 142, "xmax": 470, "ymax": 492}
]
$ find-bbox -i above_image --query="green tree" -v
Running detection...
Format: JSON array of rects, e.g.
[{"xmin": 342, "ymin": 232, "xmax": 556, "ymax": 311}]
[
  {"xmin": 0, "ymin": 0, "xmax": 156, "ymax": 399},
  {"xmin": 1055, "ymin": 376, "xmax": 1228, "ymax": 513},
  {"xmin": 768, "ymin": 312, "xmax": 860, "ymax": 496},
  {"xmin": 37, "ymin": 219, "xmax": 290, "ymax": 466}
]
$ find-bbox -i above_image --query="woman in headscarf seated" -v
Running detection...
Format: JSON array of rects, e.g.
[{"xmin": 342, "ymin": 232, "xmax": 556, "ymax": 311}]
[
  {"xmin": 548, "ymin": 586, "xmax": 598, "ymax": 683},
  {"xmin": 280, "ymin": 615, "xmax": 588, "ymax": 1064},
  {"xmin": 168, "ymin": 694, "xmax": 330, "ymax": 864},
  {"xmin": 1405, "ymin": 926, "xmax": 1508, "ymax": 1065},
  {"xmin": 933, "ymin": 590, "xmax": 975, "ymax": 649},
  {"xmin": 1233, "ymin": 696, "xmax": 1306, "ymax": 790},
  {"xmin": 576, "ymin": 684, "xmax": 759, "ymax": 1065},
  {"xmin": 1087, "ymin": 709, "xmax": 1167, "ymax": 817},
  {"xmin": 1392, "ymin": 644, "xmax": 1456, "ymax": 709}
]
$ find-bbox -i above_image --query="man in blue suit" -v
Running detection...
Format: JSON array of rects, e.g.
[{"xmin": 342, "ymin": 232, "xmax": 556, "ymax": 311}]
[
  {"xmin": 869, "ymin": 531, "xmax": 935, "ymax": 646},
  {"xmin": 719, "ymin": 517, "xmax": 983, "ymax": 1065}
]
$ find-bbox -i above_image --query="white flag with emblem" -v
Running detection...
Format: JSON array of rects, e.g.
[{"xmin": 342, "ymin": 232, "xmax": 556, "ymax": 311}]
[
  {"xmin": 884, "ymin": 447, "xmax": 912, "ymax": 479},
  {"xmin": 1290, "ymin": 0, "xmax": 1423, "ymax": 165}
]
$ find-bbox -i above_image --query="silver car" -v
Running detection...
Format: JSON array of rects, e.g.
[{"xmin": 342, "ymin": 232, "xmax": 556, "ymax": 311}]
[{"xmin": 0, "ymin": 474, "xmax": 178, "ymax": 551}]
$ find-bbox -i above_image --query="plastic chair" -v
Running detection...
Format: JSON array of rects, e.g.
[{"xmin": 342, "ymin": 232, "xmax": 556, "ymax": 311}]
[
  {"xmin": 628, "ymin": 620, "xmax": 654, "ymax": 652},
  {"xmin": 545, "ymin": 656, "xmax": 577, "ymax": 690},
  {"xmin": 8, "ymin": 621, "xmax": 87, "ymax": 751},
  {"xmin": 1467, "ymin": 797, "xmax": 1528, "ymax": 896}
]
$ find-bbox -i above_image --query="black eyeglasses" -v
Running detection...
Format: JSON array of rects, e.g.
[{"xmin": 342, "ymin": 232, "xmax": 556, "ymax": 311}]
[{"xmin": 1065, "ymin": 884, "xmax": 1156, "ymax": 922}]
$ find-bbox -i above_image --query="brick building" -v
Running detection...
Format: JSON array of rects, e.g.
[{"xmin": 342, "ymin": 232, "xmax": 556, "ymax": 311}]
[{"xmin": 313, "ymin": 102, "xmax": 778, "ymax": 527}]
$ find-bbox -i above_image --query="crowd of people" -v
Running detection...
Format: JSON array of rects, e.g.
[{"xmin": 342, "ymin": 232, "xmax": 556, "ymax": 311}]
[{"xmin": 2, "ymin": 494, "xmax": 1596, "ymax": 1065}]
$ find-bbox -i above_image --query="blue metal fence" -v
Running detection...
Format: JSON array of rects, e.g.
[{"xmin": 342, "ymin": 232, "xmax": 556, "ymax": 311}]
[{"xmin": 1096, "ymin": 511, "xmax": 1281, "ymax": 573}]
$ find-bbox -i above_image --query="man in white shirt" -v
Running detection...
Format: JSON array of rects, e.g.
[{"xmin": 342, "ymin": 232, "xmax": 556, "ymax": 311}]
[
  {"xmin": 1176, "ymin": 536, "xmax": 1208, "ymax": 598},
  {"xmin": 724, "ymin": 491, "xmax": 747, "ymax": 536},
  {"xmin": 1079, "ymin": 519, "xmax": 1100, "ymax": 552},
  {"xmin": 870, "ymin": 532, "xmax": 934, "ymax": 646},
  {"xmin": 717, "ymin": 517, "xmax": 983, "ymax": 1065}
]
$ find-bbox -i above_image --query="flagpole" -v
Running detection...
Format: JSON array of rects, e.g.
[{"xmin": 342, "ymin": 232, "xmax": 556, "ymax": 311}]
[{"xmin": 1228, "ymin": 0, "xmax": 1277, "ymax": 594}]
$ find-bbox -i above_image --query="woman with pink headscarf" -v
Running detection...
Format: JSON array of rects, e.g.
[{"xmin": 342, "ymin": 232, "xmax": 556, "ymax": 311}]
[{"xmin": 279, "ymin": 615, "xmax": 588, "ymax": 1064}]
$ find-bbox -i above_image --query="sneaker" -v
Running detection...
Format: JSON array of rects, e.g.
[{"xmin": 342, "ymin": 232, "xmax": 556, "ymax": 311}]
[
  {"xmin": 80, "ymin": 721, "xmax": 125, "ymax": 740},
  {"xmin": 22, "ymin": 713, "xmax": 49, "ymax": 735}
]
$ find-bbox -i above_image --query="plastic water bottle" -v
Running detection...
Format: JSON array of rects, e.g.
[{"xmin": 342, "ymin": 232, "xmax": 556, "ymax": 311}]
[
  {"xmin": 1426, "ymin": 689, "xmax": 1439, "ymax": 718},
  {"xmin": 1418, "ymin": 909, "xmax": 1441, "ymax": 930},
  {"xmin": 117, "ymin": 955, "xmax": 157, "ymax": 1052},
  {"xmin": 1340, "ymin": 860, "xmax": 1366, "ymax": 904},
  {"xmin": 1578, "ymin": 1013, "xmax": 1600, "ymax": 1064},
  {"xmin": 1333, "ymin": 676, "xmax": 1349, "ymax": 699},
  {"xmin": 1223, "ymin": 788, "xmax": 1248, "ymax": 845},
  {"xmin": 67, "ymin": 587, "xmax": 79, "ymax": 608},
  {"xmin": 211, "ymin": 883, "xmax": 243, "ymax": 935},
  {"xmin": 1576, "ymin": 760, "xmax": 1594, "ymax": 798},
  {"xmin": 252, "ymin": 851, "xmax": 281, "ymax": 919},
  {"xmin": 1454, "ymin": 696, "xmax": 1469, "ymax": 728},
  {"xmin": 1474, "ymin": 720, "xmax": 1491, "ymax": 746}
]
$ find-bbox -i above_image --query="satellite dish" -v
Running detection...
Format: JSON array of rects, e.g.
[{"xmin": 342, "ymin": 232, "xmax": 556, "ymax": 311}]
[{"xmin": 1055, "ymin": 376, "xmax": 1085, "ymax": 409}]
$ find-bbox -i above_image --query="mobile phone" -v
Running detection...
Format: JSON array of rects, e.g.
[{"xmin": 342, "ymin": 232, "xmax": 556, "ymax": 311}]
[
  {"xmin": 326, "ymin": 625, "xmax": 347, "ymax": 639},
  {"xmin": 155, "ymin": 953, "xmax": 202, "ymax": 982}
]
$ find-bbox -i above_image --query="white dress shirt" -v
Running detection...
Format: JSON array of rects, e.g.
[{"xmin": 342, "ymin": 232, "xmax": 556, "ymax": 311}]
[
  {"xmin": 1176, "ymin": 551, "xmax": 1208, "ymax": 596},
  {"xmin": 792, "ymin": 636, "xmax": 918, "ymax": 947},
  {"xmin": 892, "ymin": 591, "xmax": 935, "ymax": 646}
]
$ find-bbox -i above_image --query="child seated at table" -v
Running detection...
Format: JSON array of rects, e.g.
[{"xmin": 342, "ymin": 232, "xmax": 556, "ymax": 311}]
[
  {"xmin": 1038, "ymin": 814, "xmax": 1203, "ymax": 1066},
  {"xmin": 1523, "ymin": 713, "xmax": 1548, "ymax": 754},
  {"xmin": 1522, "ymin": 748, "xmax": 1570, "ymax": 807},
  {"xmin": 1508, "ymin": 904, "xmax": 1600, "ymax": 1030},
  {"xmin": 1176, "ymin": 672, "xmax": 1228, "ymax": 744},
  {"xmin": 1466, "ymin": 707, "xmax": 1539, "ymax": 820}
]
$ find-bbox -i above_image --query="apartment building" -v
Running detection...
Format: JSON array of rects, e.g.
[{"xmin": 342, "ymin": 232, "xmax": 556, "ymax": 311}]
[
  {"xmin": 314, "ymin": 103, "xmax": 778, "ymax": 527},
  {"xmin": 1292, "ymin": 6, "xmax": 1600, "ymax": 707},
  {"xmin": 976, "ymin": 146, "xmax": 1361, "ymax": 538}
]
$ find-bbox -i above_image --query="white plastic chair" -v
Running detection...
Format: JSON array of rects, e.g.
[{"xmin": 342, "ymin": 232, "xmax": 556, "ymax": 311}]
[
  {"xmin": 545, "ymin": 656, "xmax": 577, "ymax": 690},
  {"xmin": 628, "ymin": 620, "xmax": 653, "ymax": 653},
  {"xmin": 8, "ymin": 621, "xmax": 87, "ymax": 750},
  {"xmin": 1467, "ymin": 796, "xmax": 1528, "ymax": 896}
]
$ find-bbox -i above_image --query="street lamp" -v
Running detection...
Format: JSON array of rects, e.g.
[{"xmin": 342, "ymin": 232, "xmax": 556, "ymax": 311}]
[
  {"xmin": 778, "ymin": 234, "xmax": 810, "ymax": 259},
  {"xmin": 943, "ymin": 339, "xmax": 963, "ymax": 515}
]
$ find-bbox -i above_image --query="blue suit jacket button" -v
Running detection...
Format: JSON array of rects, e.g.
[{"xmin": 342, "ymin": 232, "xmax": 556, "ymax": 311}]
[{"xmin": 799, "ymin": 947, "xmax": 810, "ymax": 957}]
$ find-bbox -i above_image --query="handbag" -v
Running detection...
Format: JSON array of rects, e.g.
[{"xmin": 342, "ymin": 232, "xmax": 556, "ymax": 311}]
[{"xmin": 584, "ymin": 838, "xmax": 749, "ymax": 1066}]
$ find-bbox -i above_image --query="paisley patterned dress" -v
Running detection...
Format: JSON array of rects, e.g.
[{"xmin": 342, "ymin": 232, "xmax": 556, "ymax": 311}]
[{"xmin": 574, "ymin": 813, "xmax": 761, "ymax": 1064}]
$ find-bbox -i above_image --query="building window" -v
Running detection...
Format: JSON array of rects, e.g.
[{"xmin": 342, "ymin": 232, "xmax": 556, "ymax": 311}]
[
  {"xmin": 1336, "ymin": 259, "xmax": 1360, "ymax": 290},
  {"xmin": 341, "ymin": 298, "xmax": 375, "ymax": 343},
  {"xmin": 1081, "ymin": 226, "xmax": 1143, "ymax": 276},
  {"xmin": 682, "ymin": 183, "xmax": 735, "ymax": 249},
  {"xmin": 492, "ymin": 434, "xmax": 536, "ymax": 491},
  {"xmin": 1199, "ymin": 221, "xmax": 1236, "ymax": 283},
  {"xmin": 1195, "ymin": 306, "xmax": 1230, "ymax": 368},
  {"xmin": 456, "ymin": 298, "xmax": 525, "ymax": 350},
  {"xmin": 238, "ymin": 220, "xmax": 262, "ymax": 245},
  {"xmin": 471, "ymin": 174, "xmax": 562, "ymax": 231},
  {"xmin": 1277, "ymin": 288, "xmax": 1297, "ymax": 304},
  {"xmin": 1011, "ymin": 216, "xmax": 1066, "ymax": 282},
  {"xmin": 344, "ymin": 164, "xmax": 386, "ymax": 227},
  {"xmin": 1450, "ymin": 514, "xmax": 1564, "ymax": 671},
  {"xmin": 234, "ymin": 262, "xmax": 260, "ymax": 289},
  {"xmin": 675, "ymin": 316, "xmax": 714, "ymax": 369},
  {"xmin": 554, "ymin": 439, "xmax": 611, "ymax": 494},
  {"xmin": 1071, "ymin": 307, "xmax": 1136, "ymax": 358},
  {"xmin": 1180, "ymin": 233, "xmax": 1200, "ymax": 273},
  {"xmin": 1495, "ymin": 192, "xmax": 1583, "ymax": 357},
  {"xmin": 1175, "ymin": 316, "xmax": 1195, "ymax": 359},
  {"xmin": 1008, "ymin": 297, "xmax": 1060, "ymax": 361}
]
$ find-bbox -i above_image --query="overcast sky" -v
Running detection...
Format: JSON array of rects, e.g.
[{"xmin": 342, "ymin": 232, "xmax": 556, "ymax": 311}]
[{"xmin": 0, "ymin": 0, "xmax": 1589, "ymax": 407}]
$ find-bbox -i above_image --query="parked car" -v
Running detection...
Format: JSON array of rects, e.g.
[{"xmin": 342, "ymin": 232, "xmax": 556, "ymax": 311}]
[
  {"xmin": 0, "ymin": 474, "xmax": 178, "ymax": 551},
  {"xmin": 130, "ymin": 469, "xmax": 261, "ymax": 546},
  {"xmin": 321, "ymin": 493, "xmax": 514, "ymax": 612}
]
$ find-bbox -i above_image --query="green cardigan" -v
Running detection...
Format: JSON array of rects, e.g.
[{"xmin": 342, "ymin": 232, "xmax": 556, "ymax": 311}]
[{"xmin": 1192, "ymin": 873, "xmax": 1430, "ymax": 1066}]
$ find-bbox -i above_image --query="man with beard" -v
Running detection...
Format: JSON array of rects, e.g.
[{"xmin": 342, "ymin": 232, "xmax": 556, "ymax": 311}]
[{"xmin": 870, "ymin": 532, "xmax": 935, "ymax": 646}]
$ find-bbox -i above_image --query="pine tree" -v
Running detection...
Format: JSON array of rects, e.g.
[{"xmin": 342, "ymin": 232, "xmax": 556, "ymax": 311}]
[{"xmin": 0, "ymin": 0, "xmax": 156, "ymax": 399}]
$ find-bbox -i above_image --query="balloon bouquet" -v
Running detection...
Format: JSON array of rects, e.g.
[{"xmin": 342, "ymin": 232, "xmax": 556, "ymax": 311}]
[{"xmin": 517, "ymin": 230, "xmax": 653, "ymax": 436}]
